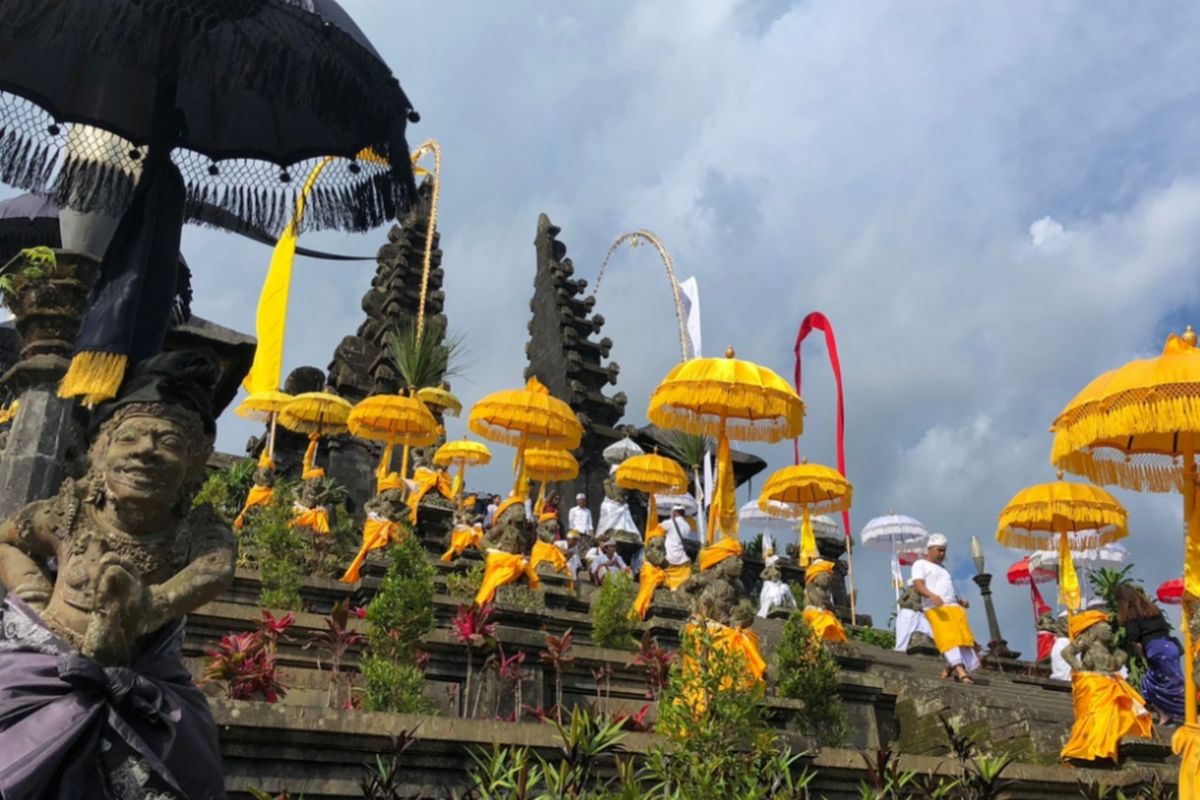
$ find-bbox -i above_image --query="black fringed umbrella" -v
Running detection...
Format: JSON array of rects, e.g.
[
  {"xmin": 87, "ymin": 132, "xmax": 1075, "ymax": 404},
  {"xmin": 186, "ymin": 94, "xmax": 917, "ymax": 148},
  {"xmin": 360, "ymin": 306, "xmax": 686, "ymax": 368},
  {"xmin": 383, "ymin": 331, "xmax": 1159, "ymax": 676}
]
[{"xmin": 0, "ymin": 0, "xmax": 419, "ymax": 402}]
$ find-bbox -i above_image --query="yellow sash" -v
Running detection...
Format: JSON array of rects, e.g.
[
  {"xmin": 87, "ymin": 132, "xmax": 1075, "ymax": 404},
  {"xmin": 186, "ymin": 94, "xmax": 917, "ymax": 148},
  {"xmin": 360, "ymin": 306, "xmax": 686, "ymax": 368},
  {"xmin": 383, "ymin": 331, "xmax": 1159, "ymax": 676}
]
[
  {"xmin": 803, "ymin": 607, "xmax": 848, "ymax": 643},
  {"xmin": 289, "ymin": 505, "xmax": 330, "ymax": 535},
  {"xmin": 406, "ymin": 468, "xmax": 443, "ymax": 524},
  {"xmin": 475, "ymin": 550, "xmax": 540, "ymax": 606},
  {"xmin": 923, "ymin": 605, "xmax": 975, "ymax": 653},
  {"xmin": 440, "ymin": 524, "xmax": 482, "ymax": 562},
  {"xmin": 233, "ymin": 485, "xmax": 274, "ymax": 530},
  {"xmin": 529, "ymin": 540, "xmax": 568, "ymax": 575},
  {"xmin": 633, "ymin": 563, "xmax": 666, "ymax": 620},
  {"xmin": 698, "ymin": 536, "xmax": 742, "ymax": 571},
  {"xmin": 340, "ymin": 516, "xmax": 401, "ymax": 583},
  {"xmin": 1061, "ymin": 672, "xmax": 1152, "ymax": 762}
]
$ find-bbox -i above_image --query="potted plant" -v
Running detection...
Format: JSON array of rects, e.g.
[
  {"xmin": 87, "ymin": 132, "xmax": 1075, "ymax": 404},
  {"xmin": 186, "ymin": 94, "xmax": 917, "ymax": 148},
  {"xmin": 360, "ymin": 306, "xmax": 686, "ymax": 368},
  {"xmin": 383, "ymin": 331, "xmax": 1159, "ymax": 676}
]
[{"xmin": 0, "ymin": 247, "xmax": 99, "ymax": 359}]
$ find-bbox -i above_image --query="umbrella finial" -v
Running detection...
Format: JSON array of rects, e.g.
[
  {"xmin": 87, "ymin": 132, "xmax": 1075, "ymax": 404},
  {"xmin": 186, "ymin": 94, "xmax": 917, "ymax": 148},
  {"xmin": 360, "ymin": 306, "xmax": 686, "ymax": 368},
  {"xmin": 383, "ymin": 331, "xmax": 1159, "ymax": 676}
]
[
  {"xmin": 1056, "ymin": 469, "xmax": 1064, "ymax": 480},
  {"xmin": 725, "ymin": 346, "xmax": 736, "ymax": 358},
  {"xmin": 1184, "ymin": 325, "xmax": 1197, "ymax": 347}
]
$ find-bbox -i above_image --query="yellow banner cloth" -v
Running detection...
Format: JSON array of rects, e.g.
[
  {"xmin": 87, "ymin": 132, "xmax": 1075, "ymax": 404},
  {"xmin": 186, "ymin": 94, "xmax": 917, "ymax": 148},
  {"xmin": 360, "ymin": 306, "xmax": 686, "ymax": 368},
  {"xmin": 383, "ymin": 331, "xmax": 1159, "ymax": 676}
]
[
  {"xmin": 706, "ymin": 434, "xmax": 738, "ymax": 543},
  {"xmin": 440, "ymin": 524, "xmax": 482, "ymax": 562},
  {"xmin": 233, "ymin": 485, "xmax": 274, "ymax": 530},
  {"xmin": 699, "ymin": 536, "xmax": 743, "ymax": 571},
  {"xmin": 475, "ymin": 550, "xmax": 540, "ymax": 607},
  {"xmin": 924, "ymin": 605, "xmax": 976, "ymax": 653},
  {"xmin": 1059, "ymin": 531, "xmax": 1082, "ymax": 612},
  {"xmin": 1060, "ymin": 672, "xmax": 1152, "ymax": 762},
  {"xmin": 243, "ymin": 159, "xmax": 333, "ymax": 395},
  {"xmin": 799, "ymin": 507, "xmax": 819, "ymax": 566},
  {"xmin": 804, "ymin": 607, "xmax": 848, "ymax": 643},
  {"xmin": 1172, "ymin": 724, "xmax": 1200, "ymax": 800},
  {"xmin": 340, "ymin": 516, "xmax": 402, "ymax": 583},
  {"xmin": 289, "ymin": 505, "xmax": 330, "ymax": 535}
]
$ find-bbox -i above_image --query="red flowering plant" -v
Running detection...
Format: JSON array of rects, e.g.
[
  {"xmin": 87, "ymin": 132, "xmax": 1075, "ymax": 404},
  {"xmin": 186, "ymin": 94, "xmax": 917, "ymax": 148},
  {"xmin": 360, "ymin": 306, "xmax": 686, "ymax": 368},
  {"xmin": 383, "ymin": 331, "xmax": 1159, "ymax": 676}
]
[
  {"xmin": 629, "ymin": 631, "xmax": 675, "ymax": 700},
  {"xmin": 305, "ymin": 599, "xmax": 364, "ymax": 709},
  {"xmin": 201, "ymin": 630, "xmax": 288, "ymax": 703},
  {"xmin": 450, "ymin": 603, "xmax": 496, "ymax": 718},
  {"xmin": 492, "ymin": 645, "xmax": 527, "ymax": 719},
  {"xmin": 540, "ymin": 628, "xmax": 575, "ymax": 723}
]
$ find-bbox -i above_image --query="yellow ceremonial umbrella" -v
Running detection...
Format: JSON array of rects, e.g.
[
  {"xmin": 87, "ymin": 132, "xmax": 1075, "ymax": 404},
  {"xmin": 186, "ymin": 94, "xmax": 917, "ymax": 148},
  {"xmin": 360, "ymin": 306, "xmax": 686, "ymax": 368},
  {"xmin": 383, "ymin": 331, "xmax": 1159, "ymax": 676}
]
[
  {"xmin": 235, "ymin": 390, "xmax": 293, "ymax": 464},
  {"xmin": 757, "ymin": 460, "xmax": 853, "ymax": 567},
  {"xmin": 348, "ymin": 394, "xmax": 439, "ymax": 490},
  {"xmin": 525, "ymin": 448, "xmax": 580, "ymax": 511},
  {"xmin": 648, "ymin": 347, "xmax": 804, "ymax": 543},
  {"xmin": 278, "ymin": 392, "xmax": 352, "ymax": 478},
  {"xmin": 1050, "ymin": 327, "xmax": 1200, "ymax": 762},
  {"xmin": 417, "ymin": 385, "xmax": 462, "ymax": 418},
  {"xmin": 433, "ymin": 438, "xmax": 492, "ymax": 506},
  {"xmin": 468, "ymin": 376, "xmax": 583, "ymax": 498},
  {"xmin": 616, "ymin": 452, "xmax": 689, "ymax": 543},
  {"xmin": 995, "ymin": 474, "xmax": 1128, "ymax": 614}
]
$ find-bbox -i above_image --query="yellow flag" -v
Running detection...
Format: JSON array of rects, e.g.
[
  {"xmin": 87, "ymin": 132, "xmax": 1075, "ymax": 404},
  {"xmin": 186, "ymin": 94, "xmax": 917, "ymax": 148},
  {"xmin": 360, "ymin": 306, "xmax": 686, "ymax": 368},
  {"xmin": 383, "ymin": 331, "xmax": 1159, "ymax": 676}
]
[
  {"xmin": 799, "ymin": 506, "xmax": 819, "ymax": 566},
  {"xmin": 242, "ymin": 158, "xmax": 333, "ymax": 394},
  {"xmin": 1058, "ymin": 532, "xmax": 1081, "ymax": 612}
]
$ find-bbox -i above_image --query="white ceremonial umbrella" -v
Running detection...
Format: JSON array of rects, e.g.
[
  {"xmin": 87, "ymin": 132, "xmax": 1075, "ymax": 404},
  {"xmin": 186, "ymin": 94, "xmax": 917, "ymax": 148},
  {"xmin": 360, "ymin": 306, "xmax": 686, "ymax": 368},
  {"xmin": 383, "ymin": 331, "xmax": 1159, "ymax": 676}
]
[
  {"xmin": 604, "ymin": 436, "xmax": 645, "ymax": 465},
  {"xmin": 861, "ymin": 513, "xmax": 930, "ymax": 600}
]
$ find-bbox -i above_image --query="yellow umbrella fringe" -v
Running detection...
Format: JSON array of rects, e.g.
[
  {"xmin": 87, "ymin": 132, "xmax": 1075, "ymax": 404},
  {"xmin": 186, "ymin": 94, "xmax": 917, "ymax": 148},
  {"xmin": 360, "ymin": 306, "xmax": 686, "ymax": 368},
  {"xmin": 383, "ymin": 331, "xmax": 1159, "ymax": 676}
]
[
  {"xmin": 996, "ymin": 502, "xmax": 1127, "ymax": 533},
  {"xmin": 58, "ymin": 351, "xmax": 127, "ymax": 404},
  {"xmin": 1054, "ymin": 450, "xmax": 1185, "ymax": 494},
  {"xmin": 995, "ymin": 528, "xmax": 1128, "ymax": 551},
  {"xmin": 646, "ymin": 405, "xmax": 802, "ymax": 444}
]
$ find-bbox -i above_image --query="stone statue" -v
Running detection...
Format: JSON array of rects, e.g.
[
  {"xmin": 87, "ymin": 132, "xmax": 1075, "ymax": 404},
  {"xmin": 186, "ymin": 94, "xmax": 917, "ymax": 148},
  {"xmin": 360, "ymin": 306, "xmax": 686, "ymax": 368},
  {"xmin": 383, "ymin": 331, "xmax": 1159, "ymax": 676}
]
[
  {"xmin": 898, "ymin": 584, "xmax": 924, "ymax": 614},
  {"xmin": 484, "ymin": 500, "xmax": 530, "ymax": 555},
  {"xmin": 644, "ymin": 535, "xmax": 668, "ymax": 569},
  {"xmin": 603, "ymin": 473, "xmax": 628, "ymax": 504},
  {"xmin": 757, "ymin": 562, "xmax": 797, "ymax": 618},
  {"xmin": 804, "ymin": 566, "xmax": 835, "ymax": 611},
  {"xmin": 536, "ymin": 515, "xmax": 561, "ymax": 544},
  {"xmin": 681, "ymin": 553, "xmax": 753, "ymax": 627},
  {"xmin": 1063, "ymin": 618, "xmax": 1127, "ymax": 674},
  {"xmin": 0, "ymin": 350, "xmax": 231, "ymax": 798},
  {"xmin": 365, "ymin": 485, "xmax": 409, "ymax": 523},
  {"xmin": 596, "ymin": 469, "xmax": 639, "ymax": 541}
]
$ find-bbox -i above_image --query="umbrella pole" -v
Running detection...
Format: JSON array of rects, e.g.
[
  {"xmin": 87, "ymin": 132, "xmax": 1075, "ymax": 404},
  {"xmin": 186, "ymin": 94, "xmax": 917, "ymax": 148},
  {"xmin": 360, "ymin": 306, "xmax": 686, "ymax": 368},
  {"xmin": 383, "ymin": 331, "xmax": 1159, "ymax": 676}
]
[
  {"xmin": 268, "ymin": 412, "xmax": 278, "ymax": 463},
  {"xmin": 400, "ymin": 445, "xmax": 411, "ymax": 480},
  {"xmin": 846, "ymin": 538, "xmax": 858, "ymax": 626},
  {"xmin": 1183, "ymin": 435, "xmax": 1197, "ymax": 726},
  {"xmin": 456, "ymin": 464, "xmax": 466, "ymax": 509},
  {"xmin": 512, "ymin": 438, "xmax": 527, "ymax": 498}
]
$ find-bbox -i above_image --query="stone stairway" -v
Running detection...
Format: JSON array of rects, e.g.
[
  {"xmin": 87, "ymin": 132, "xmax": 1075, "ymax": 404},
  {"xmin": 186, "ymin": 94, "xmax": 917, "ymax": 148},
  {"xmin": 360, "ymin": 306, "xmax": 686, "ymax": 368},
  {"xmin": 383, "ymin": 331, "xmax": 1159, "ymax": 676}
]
[{"xmin": 191, "ymin": 533, "xmax": 1180, "ymax": 797}]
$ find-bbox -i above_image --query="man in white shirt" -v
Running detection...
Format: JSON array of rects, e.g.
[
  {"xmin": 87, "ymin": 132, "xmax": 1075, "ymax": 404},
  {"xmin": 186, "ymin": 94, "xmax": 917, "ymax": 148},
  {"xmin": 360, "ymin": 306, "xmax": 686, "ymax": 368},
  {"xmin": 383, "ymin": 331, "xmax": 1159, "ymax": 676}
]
[
  {"xmin": 483, "ymin": 495, "xmax": 501, "ymax": 530},
  {"xmin": 568, "ymin": 493, "xmax": 594, "ymax": 537},
  {"xmin": 661, "ymin": 507, "xmax": 693, "ymax": 568},
  {"xmin": 911, "ymin": 533, "xmax": 981, "ymax": 683}
]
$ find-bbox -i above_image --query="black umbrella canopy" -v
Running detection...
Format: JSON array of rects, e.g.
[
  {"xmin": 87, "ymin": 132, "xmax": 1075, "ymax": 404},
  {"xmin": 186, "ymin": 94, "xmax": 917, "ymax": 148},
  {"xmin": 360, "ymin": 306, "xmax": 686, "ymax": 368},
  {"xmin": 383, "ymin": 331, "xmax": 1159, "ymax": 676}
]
[{"xmin": 0, "ymin": 0, "xmax": 419, "ymax": 234}]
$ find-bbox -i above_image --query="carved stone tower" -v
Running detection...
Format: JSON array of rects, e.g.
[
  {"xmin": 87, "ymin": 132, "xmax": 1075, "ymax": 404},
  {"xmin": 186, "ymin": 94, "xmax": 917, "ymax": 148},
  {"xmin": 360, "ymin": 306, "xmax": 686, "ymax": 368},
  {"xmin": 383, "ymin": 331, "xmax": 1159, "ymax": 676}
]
[{"xmin": 524, "ymin": 214, "xmax": 627, "ymax": 522}]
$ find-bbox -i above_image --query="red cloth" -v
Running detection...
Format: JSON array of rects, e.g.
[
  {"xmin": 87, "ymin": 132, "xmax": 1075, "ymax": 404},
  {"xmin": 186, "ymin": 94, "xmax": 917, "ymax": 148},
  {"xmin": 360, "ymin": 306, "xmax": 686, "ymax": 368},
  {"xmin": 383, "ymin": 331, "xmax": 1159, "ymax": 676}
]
[
  {"xmin": 794, "ymin": 313, "xmax": 849, "ymax": 540},
  {"xmin": 1036, "ymin": 630, "xmax": 1055, "ymax": 662}
]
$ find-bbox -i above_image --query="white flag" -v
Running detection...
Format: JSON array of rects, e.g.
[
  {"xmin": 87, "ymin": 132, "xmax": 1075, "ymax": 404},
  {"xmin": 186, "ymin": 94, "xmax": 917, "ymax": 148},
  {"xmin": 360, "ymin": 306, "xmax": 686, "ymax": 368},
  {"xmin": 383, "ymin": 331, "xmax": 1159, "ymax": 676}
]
[{"xmin": 678, "ymin": 276, "xmax": 702, "ymax": 359}]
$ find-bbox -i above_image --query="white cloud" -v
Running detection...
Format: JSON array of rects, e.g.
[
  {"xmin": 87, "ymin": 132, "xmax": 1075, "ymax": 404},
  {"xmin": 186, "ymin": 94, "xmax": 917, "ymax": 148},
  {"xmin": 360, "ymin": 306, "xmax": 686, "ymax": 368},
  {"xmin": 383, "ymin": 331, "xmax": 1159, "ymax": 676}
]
[{"xmin": 1029, "ymin": 216, "xmax": 1068, "ymax": 252}]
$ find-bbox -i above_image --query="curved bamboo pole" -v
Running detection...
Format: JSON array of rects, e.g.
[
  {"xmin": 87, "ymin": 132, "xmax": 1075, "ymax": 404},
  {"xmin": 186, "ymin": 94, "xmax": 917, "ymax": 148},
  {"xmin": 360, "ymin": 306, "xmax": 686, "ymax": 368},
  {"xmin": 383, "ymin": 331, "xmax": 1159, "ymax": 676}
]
[
  {"xmin": 411, "ymin": 139, "xmax": 443, "ymax": 343},
  {"xmin": 592, "ymin": 230, "xmax": 690, "ymax": 361}
]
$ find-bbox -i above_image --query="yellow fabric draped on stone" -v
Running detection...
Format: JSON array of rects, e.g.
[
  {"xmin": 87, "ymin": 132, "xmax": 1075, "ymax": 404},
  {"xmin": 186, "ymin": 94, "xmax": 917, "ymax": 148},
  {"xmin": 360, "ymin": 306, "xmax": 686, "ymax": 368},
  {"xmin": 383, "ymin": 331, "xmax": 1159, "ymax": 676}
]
[
  {"xmin": 243, "ymin": 159, "xmax": 333, "ymax": 395},
  {"xmin": 233, "ymin": 485, "xmax": 274, "ymax": 530},
  {"xmin": 406, "ymin": 467, "xmax": 451, "ymax": 524},
  {"xmin": 1172, "ymin": 724, "xmax": 1200, "ymax": 800},
  {"xmin": 289, "ymin": 506, "xmax": 330, "ymax": 535},
  {"xmin": 301, "ymin": 435, "xmax": 325, "ymax": 480},
  {"xmin": 530, "ymin": 540, "xmax": 569, "ymax": 576},
  {"xmin": 440, "ymin": 524, "xmax": 483, "ymax": 562},
  {"xmin": 1061, "ymin": 671, "xmax": 1152, "ymax": 762},
  {"xmin": 804, "ymin": 607, "xmax": 848, "ymax": 643},
  {"xmin": 475, "ymin": 550, "xmax": 540, "ymax": 606},
  {"xmin": 633, "ymin": 563, "xmax": 666, "ymax": 620},
  {"xmin": 699, "ymin": 536, "xmax": 742, "ymax": 571},
  {"xmin": 340, "ymin": 516, "xmax": 402, "ymax": 583},
  {"xmin": 924, "ymin": 605, "xmax": 975, "ymax": 653}
]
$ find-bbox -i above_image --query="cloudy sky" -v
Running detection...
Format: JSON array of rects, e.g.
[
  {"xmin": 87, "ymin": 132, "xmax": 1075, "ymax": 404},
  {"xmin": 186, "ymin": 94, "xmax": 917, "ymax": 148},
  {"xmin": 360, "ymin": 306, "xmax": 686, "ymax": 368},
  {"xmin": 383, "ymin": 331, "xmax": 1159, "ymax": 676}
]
[{"xmin": 168, "ymin": 1, "xmax": 1200, "ymax": 650}]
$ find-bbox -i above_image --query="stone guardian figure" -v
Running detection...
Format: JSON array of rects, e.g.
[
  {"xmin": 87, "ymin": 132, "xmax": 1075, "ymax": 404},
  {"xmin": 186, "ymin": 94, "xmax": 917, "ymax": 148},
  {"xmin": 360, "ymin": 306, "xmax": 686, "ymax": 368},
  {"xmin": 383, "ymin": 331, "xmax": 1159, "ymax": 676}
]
[{"xmin": 0, "ymin": 350, "xmax": 234, "ymax": 799}]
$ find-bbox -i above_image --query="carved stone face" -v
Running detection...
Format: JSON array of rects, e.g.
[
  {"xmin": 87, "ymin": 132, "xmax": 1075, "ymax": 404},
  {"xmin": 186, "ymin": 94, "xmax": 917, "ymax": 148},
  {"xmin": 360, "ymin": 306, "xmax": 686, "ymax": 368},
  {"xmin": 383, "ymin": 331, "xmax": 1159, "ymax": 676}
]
[
  {"xmin": 1094, "ymin": 622, "xmax": 1114, "ymax": 645},
  {"xmin": 104, "ymin": 414, "xmax": 190, "ymax": 506}
]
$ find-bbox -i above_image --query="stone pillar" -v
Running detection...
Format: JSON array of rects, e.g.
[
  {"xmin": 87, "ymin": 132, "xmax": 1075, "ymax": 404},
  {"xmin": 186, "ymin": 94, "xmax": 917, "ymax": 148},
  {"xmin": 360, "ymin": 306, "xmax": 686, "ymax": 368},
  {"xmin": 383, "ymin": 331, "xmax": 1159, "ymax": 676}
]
[
  {"xmin": 972, "ymin": 572, "xmax": 1019, "ymax": 660},
  {"xmin": 0, "ymin": 354, "xmax": 83, "ymax": 521}
]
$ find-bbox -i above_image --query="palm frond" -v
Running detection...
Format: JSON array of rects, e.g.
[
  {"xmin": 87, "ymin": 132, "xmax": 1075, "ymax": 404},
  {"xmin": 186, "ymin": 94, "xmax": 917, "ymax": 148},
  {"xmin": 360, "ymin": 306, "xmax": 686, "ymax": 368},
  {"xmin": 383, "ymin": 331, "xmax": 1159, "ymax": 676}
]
[
  {"xmin": 386, "ymin": 316, "xmax": 468, "ymax": 392},
  {"xmin": 660, "ymin": 430, "xmax": 712, "ymax": 469}
]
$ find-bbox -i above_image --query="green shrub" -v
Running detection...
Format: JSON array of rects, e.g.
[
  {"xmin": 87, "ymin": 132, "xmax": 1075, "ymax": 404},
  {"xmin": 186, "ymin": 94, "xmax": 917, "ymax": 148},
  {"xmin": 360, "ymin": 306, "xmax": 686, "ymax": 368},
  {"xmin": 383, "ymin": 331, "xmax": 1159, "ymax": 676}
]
[
  {"xmin": 446, "ymin": 562, "xmax": 484, "ymax": 599},
  {"xmin": 358, "ymin": 654, "xmax": 433, "ymax": 714},
  {"xmin": 775, "ymin": 612, "xmax": 848, "ymax": 746},
  {"xmin": 849, "ymin": 625, "xmax": 896, "ymax": 650},
  {"xmin": 248, "ymin": 500, "xmax": 305, "ymax": 611},
  {"xmin": 590, "ymin": 572, "xmax": 639, "ymax": 650},
  {"xmin": 365, "ymin": 532, "xmax": 436, "ymax": 662},
  {"xmin": 193, "ymin": 459, "xmax": 257, "ymax": 520}
]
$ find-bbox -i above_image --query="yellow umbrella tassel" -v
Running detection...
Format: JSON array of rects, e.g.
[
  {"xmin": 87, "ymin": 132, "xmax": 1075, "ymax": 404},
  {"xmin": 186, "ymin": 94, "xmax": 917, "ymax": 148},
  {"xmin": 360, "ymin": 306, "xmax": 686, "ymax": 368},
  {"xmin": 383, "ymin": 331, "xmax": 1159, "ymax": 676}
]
[{"xmin": 58, "ymin": 351, "xmax": 127, "ymax": 405}]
